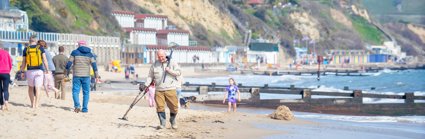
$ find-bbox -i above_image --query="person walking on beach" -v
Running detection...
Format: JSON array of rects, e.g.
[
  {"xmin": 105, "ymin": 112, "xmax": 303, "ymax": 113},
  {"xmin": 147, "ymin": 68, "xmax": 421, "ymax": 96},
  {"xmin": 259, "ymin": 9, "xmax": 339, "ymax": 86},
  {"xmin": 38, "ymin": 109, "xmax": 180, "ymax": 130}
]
[
  {"xmin": 52, "ymin": 46, "xmax": 68, "ymax": 100},
  {"xmin": 130, "ymin": 64, "xmax": 135, "ymax": 79},
  {"xmin": 66, "ymin": 40, "xmax": 99, "ymax": 113},
  {"xmin": 20, "ymin": 35, "xmax": 50, "ymax": 109},
  {"xmin": 176, "ymin": 75, "xmax": 184, "ymax": 108},
  {"xmin": 143, "ymin": 49, "xmax": 181, "ymax": 129},
  {"xmin": 223, "ymin": 78, "xmax": 241, "ymax": 112},
  {"xmin": 0, "ymin": 42, "xmax": 12, "ymax": 111},
  {"xmin": 38, "ymin": 40, "xmax": 61, "ymax": 99},
  {"xmin": 147, "ymin": 82, "xmax": 156, "ymax": 107}
]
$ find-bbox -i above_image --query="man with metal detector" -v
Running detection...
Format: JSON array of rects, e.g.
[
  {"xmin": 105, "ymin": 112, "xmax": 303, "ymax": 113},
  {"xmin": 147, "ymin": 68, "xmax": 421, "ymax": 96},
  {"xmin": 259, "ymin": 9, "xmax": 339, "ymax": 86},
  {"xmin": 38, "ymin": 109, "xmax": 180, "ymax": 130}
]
[{"xmin": 143, "ymin": 49, "xmax": 181, "ymax": 129}]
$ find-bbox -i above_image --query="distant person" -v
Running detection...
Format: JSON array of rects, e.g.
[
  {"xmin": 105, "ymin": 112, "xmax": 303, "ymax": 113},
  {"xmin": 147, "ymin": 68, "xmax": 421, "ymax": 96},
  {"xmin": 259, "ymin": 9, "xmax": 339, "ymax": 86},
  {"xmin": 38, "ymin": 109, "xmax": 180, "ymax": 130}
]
[
  {"xmin": 20, "ymin": 35, "xmax": 50, "ymax": 109},
  {"xmin": 52, "ymin": 46, "xmax": 68, "ymax": 100},
  {"xmin": 66, "ymin": 40, "xmax": 99, "ymax": 113},
  {"xmin": 124, "ymin": 66, "xmax": 130, "ymax": 79},
  {"xmin": 130, "ymin": 64, "xmax": 135, "ymax": 79},
  {"xmin": 143, "ymin": 49, "xmax": 181, "ymax": 129},
  {"xmin": 38, "ymin": 40, "xmax": 61, "ymax": 99},
  {"xmin": 176, "ymin": 75, "xmax": 184, "ymax": 108},
  {"xmin": 222, "ymin": 78, "xmax": 241, "ymax": 112},
  {"xmin": 0, "ymin": 42, "xmax": 12, "ymax": 111}
]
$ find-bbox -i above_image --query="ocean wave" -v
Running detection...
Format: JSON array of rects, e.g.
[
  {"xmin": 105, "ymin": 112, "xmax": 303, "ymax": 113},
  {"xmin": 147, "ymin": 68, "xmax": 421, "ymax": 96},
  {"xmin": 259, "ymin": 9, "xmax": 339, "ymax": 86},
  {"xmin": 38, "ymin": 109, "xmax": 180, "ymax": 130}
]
[
  {"xmin": 296, "ymin": 114, "xmax": 425, "ymax": 124},
  {"xmin": 311, "ymin": 85, "xmax": 352, "ymax": 93}
]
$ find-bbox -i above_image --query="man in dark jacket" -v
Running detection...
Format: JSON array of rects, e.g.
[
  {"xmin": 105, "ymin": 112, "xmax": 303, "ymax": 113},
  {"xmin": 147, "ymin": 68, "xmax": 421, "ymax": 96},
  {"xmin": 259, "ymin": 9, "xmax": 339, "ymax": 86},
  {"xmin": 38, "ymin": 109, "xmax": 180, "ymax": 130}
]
[{"xmin": 66, "ymin": 40, "xmax": 99, "ymax": 113}]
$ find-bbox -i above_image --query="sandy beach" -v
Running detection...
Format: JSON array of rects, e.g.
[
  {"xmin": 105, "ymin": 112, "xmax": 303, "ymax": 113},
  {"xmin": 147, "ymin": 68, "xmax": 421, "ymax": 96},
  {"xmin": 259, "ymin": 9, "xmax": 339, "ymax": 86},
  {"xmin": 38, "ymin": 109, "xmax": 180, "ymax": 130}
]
[{"xmin": 0, "ymin": 85, "xmax": 307, "ymax": 139}]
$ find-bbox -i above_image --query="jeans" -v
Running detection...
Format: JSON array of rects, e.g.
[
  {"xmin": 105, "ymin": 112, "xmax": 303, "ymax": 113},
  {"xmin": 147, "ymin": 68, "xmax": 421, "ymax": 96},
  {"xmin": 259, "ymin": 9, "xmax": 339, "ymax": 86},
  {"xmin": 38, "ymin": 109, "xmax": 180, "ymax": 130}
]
[
  {"xmin": 72, "ymin": 76, "xmax": 90, "ymax": 112},
  {"xmin": 0, "ymin": 74, "xmax": 10, "ymax": 105}
]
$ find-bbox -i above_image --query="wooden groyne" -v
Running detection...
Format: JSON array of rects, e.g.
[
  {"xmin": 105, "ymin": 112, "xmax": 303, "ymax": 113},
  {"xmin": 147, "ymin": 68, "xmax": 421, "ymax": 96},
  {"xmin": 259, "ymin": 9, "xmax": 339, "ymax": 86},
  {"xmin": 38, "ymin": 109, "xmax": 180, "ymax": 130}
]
[
  {"xmin": 241, "ymin": 64, "xmax": 425, "ymax": 76},
  {"xmin": 243, "ymin": 69, "xmax": 375, "ymax": 76},
  {"xmin": 181, "ymin": 82, "xmax": 425, "ymax": 116}
]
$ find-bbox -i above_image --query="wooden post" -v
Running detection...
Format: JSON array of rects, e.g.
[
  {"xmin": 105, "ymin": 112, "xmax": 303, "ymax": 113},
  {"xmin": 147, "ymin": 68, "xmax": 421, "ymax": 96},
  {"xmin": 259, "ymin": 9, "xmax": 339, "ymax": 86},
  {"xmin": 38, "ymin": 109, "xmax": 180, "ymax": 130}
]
[
  {"xmin": 405, "ymin": 92, "xmax": 414, "ymax": 104},
  {"xmin": 290, "ymin": 85, "xmax": 295, "ymax": 90},
  {"xmin": 353, "ymin": 90, "xmax": 363, "ymax": 103},
  {"xmin": 250, "ymin": 88, "xmax": 260, "ymax": 102},
  {"xmin": 302, "ymin": 89, "xmax": 311, "ymax": 101},
  {"xmin": 199, "ymin": 86, "xmax": 208, "ymax": 95}
]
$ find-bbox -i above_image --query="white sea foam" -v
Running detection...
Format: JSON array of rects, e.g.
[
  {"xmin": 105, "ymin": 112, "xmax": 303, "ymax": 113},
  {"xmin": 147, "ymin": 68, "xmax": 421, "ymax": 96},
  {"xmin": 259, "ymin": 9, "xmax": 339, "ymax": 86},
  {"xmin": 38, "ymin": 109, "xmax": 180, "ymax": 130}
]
[
  {"xmin": 296, "ymin": 113, "xmax": 425, "ymax": 124},
  {"xmin": 311, "ymin": 85, "xmax": 352, "ymax": 93}
]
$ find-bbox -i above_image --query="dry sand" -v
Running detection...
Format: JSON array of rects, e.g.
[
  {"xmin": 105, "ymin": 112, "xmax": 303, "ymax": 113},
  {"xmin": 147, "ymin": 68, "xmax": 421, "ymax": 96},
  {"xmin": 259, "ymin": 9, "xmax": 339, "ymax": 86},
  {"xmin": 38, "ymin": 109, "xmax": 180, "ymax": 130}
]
[{"xmin": 0, "ymin": 86, "xmax": 308, "ymax": 138}]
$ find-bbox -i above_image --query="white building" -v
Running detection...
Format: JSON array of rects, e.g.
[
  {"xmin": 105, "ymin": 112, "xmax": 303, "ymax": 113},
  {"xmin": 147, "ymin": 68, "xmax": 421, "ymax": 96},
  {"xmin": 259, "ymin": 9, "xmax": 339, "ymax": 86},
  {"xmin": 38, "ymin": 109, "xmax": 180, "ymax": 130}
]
[
  {"xmin": 368, "ymin": 41, "xmax": 406, "ymax": 59},
  {"xmin": 247, "ymin": 42, "xmax": 279, "ymax": 64},
  {"xmin": 112, "ymin": 11, "xmax": 135, "ymax": 28},
  {"xmin": 157, "ymin": 30, "xmax": 189, "ymax": 46},
  {"xmin": 0, "ymin": 30, "xmax": 121, "ymax": 64},
  {"xmin": 135, "ymin": 14, "xmax": 167, "ymax": 30},
  {"xmin": 125, "ymin": 28, "xmax": 157, "ymax": 45},
  {"xmin": 0, "ymin": 8, "xmax": 29, "ymax": 31}
]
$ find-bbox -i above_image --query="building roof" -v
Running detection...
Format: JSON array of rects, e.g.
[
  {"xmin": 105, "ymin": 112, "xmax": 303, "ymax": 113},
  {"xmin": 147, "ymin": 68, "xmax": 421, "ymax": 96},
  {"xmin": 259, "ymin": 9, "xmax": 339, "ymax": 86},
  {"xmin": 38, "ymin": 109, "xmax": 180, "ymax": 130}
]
[
  {"xmin": 248, "ymin": 42, "xmax": 278, "ymax": 52},
  {"xmin": 247, "ymin": 0, "xmax": 264, "ymax": 5},
  {"xmin": 146, "ymin": 45, "xmax": 210, "ymax": 51},
  {"xmin": 0, "ymin": 9, "xmax": 21, "ymax": 18},
  {"xmin": 112, "ymin": 10, "xmax": 135, "ymax": 15},
  {"xmin": 157, "ymin": 29, "xmax": 190, "ymax": 34},
  {"xmin": 135, "ymin": 14, "xmax": 167, "ymax": 19},
  {"xmin": 123, "ymin": 27, "xmax": 157, "ymax": 32}
]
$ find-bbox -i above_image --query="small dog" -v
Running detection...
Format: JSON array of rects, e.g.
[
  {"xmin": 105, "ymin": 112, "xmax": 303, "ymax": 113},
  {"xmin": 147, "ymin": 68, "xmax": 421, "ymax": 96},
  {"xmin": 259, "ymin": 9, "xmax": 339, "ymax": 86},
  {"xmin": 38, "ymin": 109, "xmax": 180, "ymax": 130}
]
[{"xmin": 180, "ymin": 96, "xmax": 196, "ymax": 109}]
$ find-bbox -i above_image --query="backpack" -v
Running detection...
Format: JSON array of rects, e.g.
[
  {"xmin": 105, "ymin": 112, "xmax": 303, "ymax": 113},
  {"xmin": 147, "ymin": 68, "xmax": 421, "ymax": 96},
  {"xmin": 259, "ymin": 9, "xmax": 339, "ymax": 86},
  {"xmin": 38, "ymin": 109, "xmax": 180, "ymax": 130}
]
[{"xmin": 25, "ymin": 45, "xmax": 43, "ymax": 68}]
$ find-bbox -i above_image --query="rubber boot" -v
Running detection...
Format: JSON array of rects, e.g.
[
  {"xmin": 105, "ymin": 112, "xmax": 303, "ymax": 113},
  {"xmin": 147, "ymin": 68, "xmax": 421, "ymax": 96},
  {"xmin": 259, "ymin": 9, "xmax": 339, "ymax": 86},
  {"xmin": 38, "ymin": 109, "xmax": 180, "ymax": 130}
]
[
  {"xmin": 170, "ymin": 113, "xmax": 178, "ymax": 129},
  {"xmin": 157, "ymin": 112, "xmax": 166, "ymax": 129}
]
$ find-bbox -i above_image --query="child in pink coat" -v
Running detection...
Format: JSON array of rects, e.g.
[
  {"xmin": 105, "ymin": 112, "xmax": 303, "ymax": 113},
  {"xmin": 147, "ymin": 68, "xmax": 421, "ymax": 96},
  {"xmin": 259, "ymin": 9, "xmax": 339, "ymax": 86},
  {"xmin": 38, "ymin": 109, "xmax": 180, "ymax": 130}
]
[{"xmin": 147, "ymin": 83, "xmax": 156, "ymax": 107}]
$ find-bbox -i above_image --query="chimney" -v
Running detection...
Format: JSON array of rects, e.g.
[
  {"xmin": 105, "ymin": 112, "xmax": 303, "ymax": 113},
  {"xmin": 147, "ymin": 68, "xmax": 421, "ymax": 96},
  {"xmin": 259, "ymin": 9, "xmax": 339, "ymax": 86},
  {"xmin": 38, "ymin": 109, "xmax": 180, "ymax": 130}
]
[{"xmin": 0, "ymin": 0, "xmax": 9, "ymax": 10}]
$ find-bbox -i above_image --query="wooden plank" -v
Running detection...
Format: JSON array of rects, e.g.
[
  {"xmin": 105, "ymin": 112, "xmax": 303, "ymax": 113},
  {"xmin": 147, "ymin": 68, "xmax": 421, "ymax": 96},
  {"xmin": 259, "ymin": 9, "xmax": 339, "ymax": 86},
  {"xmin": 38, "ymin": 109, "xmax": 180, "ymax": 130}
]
[
  {"xmin": 312, "ymin": 91, "xmax": 353, "ymax": 97},
  {"xmin": 363, "ymin": 93, "xmax": 405, "ymax": 99},
  {"xmin": 414, "ymin": 96, "xmax": 425, "ymax": 100},
  {"xmin": 258, "ymin": 89, "xmax": 303, "ymax": 95}
]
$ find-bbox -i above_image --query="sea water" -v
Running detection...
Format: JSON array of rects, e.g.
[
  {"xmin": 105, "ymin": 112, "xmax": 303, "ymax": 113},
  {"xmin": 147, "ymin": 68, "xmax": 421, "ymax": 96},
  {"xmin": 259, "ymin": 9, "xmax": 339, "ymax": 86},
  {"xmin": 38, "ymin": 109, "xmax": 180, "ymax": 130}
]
[
  {"xmin": 185, "ymin": 69, "xmax": 425, "ymax": 102},
  {"xmin": 185, "ymin": 69, "xmax": 425, "ymax": 132}
]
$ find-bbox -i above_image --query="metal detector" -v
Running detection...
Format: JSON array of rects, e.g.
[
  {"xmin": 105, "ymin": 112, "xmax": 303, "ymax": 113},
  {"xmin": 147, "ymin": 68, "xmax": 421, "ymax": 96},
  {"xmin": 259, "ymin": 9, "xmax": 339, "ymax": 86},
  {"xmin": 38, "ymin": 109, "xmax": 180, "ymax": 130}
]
[
  {"xmin": 119, "ymin": 83, "xmax": 152, "ymax": 121},
  {"xmin": 162, "ymin": 42, "xmax": 179, "ymax": 83}
]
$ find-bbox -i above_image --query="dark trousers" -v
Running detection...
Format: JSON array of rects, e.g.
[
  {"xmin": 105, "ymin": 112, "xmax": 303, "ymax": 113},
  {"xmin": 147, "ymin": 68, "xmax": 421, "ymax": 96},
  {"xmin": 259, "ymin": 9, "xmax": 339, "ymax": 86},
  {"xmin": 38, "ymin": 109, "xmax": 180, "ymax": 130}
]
[{"xmin": 0, "ymin": 74, "xmax": 10, "ymax": 105}]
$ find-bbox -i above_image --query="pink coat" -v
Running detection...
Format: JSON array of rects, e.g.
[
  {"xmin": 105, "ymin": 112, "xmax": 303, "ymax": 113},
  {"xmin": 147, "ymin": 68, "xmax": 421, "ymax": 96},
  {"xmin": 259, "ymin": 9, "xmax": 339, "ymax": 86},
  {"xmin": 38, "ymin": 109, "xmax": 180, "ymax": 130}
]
[
  {"xmin": 0, "ymin": 49, "xmax": 12, "ymax": 74},
  {"xmin": 147, "ymin": 85, "xmax": 156, "ymax": 107}
]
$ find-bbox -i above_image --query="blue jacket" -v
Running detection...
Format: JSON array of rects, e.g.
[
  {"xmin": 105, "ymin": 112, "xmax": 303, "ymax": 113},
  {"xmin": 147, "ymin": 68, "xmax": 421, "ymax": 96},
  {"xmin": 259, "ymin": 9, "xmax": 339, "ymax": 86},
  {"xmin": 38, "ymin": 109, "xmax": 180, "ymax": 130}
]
[{"xmin": 66, "ymin": 46, "xmax": 98, "ymax": 77}]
